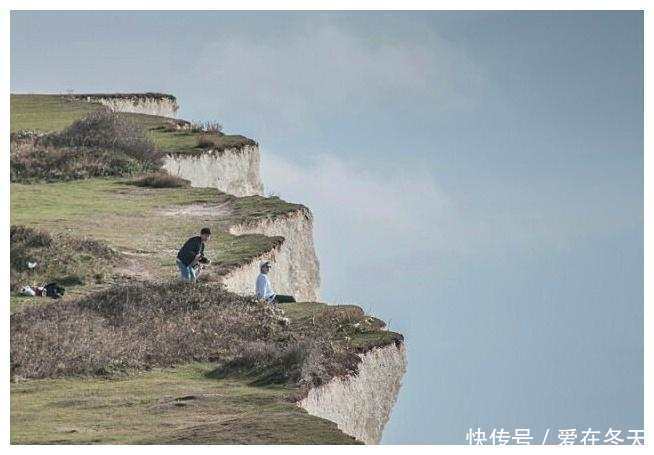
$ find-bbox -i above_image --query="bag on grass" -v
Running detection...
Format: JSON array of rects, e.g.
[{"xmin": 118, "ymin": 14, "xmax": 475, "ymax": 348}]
[{"xmin": 44, "ymin": 282, "xmax": 65, "ymax": 299}]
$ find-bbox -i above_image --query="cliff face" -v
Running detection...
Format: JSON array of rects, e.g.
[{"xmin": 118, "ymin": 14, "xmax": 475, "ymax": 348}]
[
  {"xmin": 298, "ymin": 343, "xmax": 407, "ymax": 444},
  {"xmin": 146, "ymin": 94, "xmax": 403, "ymax": 443},
  {"xmin": 80, "ymin": 94, "xmax": 179, "ymax": 117},
  {"xmin": 223, "ymin": 208, "xmax": 320, "ymax": 301},
  {"xmin": 160, "ymin": 96, "xmax": 405, "ymax": 443},
  {"xmin": 162, "ymin": 145, "xmax": 264, "ymax": 197}
]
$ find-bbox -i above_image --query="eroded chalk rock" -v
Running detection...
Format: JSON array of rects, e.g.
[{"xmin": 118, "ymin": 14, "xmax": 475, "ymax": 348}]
[{"xmin": 298, "ymin": 342, "xmax": 407, "ymax": 444}]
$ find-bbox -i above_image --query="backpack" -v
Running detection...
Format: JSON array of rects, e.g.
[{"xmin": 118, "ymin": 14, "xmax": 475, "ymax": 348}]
[{"xmin": 44, "ymin": 282, "xmax": 65, "ymax": 299}]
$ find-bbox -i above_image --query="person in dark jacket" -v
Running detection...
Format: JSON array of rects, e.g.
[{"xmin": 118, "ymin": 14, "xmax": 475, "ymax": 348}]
[{"xmin": 176, "ymin": 227, "xmax": 211, "ymax": 282}]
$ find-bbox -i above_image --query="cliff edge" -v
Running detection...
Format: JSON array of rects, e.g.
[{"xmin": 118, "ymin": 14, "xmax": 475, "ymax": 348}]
[{"xmin": 9, "ymin": 92, "xmax": 406, "ymax": 444}]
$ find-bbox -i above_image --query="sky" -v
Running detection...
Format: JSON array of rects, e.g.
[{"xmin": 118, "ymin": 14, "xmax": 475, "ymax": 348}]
[{"xmin": 11, "ymin": 11, "xmax": 643, "ymax": 444}]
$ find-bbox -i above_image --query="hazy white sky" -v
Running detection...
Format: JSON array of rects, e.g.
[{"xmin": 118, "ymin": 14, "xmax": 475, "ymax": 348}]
[{"xmin": 12, "ymin": 11, "xmax": 643, "ymax": 443}]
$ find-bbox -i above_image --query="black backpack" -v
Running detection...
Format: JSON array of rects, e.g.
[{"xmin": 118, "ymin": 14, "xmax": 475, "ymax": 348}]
[{"xmin": 44, "ymin": 282, "xmax": 65, "ymax": 299}]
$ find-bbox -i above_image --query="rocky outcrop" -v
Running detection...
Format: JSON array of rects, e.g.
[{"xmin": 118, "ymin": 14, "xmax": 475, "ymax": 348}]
[
  {"xmin": 298, "ymin": 342, "xmax": 407, "ymax": 444},
  {"xmin": 222, "ymin": 208, "xmax": 320, "ymax": 301},
  {"xmin": 162, "ymin": 145, "xmax": 264, "ymax": 197},
  {"xmin": 80, "ymin": 93, "xmax": 178, "ymax": 117}
]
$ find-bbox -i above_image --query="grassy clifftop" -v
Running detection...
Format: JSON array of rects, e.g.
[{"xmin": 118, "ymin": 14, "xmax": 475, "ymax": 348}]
[
  {"xmin": 12, "ymin": 363, "xmax": 357, "ymax": 444},
  {"xmin": 10, "ymin": 178, "xmax": 298, "ymax": 312},
  {"xmin": 11, "ymin": 283, "xmax": 400, "ymax": 444},
  {"xmin": 11, "ymin": 94, "xmax": 102, "ymax": 132},
  {"xmin": 10, "ymin": 93, "xmax": 305, "ymax": 313},
  {"xmin": 11, "ymin": 94, "xmax": 254, "ymax": 154},
  {"xmin": 9, "ymin": 93, "xmax": 402, "ymax": 444}
]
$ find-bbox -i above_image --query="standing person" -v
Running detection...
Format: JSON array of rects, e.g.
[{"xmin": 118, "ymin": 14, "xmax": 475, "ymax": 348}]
[
  {"xmin": 176, "ymin": 227, "xmax": 211, "ymax": 282},
  {"xmin": 255, "ymin": 261, "xmax": 296, "ymax": 304}
]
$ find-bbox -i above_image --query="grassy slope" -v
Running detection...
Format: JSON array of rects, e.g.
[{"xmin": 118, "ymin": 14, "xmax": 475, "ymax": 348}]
[
  {"xmin": 10, "ymin": 178, "xmax": 298, "ymax": 312},
  {"xmin": 11, "ymin": 363, "xmax": 358, "ymax": 444},
  {"xmin": 9, "ymin": 95, "xmax": 305, "ymax": 312},
  {"xmin": 10, "ymin": 95, "xmax": 101, "ymax": 132},
  {"xmin": 11, "ymin": 94, "xmax": 253, "ymax": 154}
]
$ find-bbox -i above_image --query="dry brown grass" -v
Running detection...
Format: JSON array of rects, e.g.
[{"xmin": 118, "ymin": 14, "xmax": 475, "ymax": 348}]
[
  {"xmin": 11, "ymin": 282, "xmax": 271, "ymax": 379},
  {"xmin": 131, "ymin": 172, "xmax": 191, "ymax": 188},
  {"xmin": 42, "ymin": 109, "xmax": 161, "ymax": 166},
  {"xmin": 197, "ymin": 134, "xmax": 217, "ymax": 149},
  {"xmin": 10, "ymin": 109, "xmax": 163, "ymax": 183},
  {"xmin": 10, "ymin": 140, "xmax": 151, "ymax": 183},
  {"xmin": 10, "ymin": 282, "xmax": 360, "ymax": 391},
  {"xmin": 10, "ymin": 225, "xmax": 118, "ymax": 293},
  {"xmin": 191, "ymin": 120, "xmax": 223, "ymax": 133}
]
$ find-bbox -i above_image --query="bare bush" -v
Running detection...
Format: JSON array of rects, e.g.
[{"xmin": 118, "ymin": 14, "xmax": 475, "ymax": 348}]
[
  {"xmin": 11, "ymin": 282, "xmax": 280, "ymax": 379},
  {"xmin": 131, "ymin": 172, "xmax": 190, "ymax": 188},
  {"xmin": 10, "ymin": 225, "xmax": 117, "ymax": 291},
  {"xmin": 190, "ymin": 120, "xmax": 223, "ymax": 134},
  {"xmin": 10, "ymin": 140, "xmax": 150, "ymax": 183},
  {"xmin": 43, "ymin": 110, "xmax": 161, "ymax": 167},
  {"xmin": 197, "ymin": 134, "xmax": 216, "ymax": 149},
  {"xmin": 10, "ymin": 281, "xmax": 364, "ymax": 390}
]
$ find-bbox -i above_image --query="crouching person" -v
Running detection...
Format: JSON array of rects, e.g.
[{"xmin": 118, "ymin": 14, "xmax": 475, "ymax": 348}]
[
  {"xmin": 256, "ymin": 261, "xmax": 296, "ymax": 304},
  {"xmin": 176, "ymin": 227, "xmax": 211, "ymax": 282}
]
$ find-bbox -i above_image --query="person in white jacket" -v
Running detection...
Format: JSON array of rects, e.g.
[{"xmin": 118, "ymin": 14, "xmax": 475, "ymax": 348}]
[{"xmin": 255, "ymin": 261, "xmax": 296, "ymax": 304}]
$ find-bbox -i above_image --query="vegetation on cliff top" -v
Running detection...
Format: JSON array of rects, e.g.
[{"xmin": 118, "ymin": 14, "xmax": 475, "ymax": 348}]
[
  {"xmin": 11, "ymin": 94, "xmax": 255, "ymax": 155},
  {"xmin": 11, "ymin": 363, "xmax": 360, "ymax": 444},
  {"xmin": 9, "ymin": 178, "xmax": 393, "ymax": 443},
  {"xmin": 11, "ymin": 110, "xmax": 161, "ymax": 183},
  {"xmin": 10, "ymin": 226, "xmax": 119, "ymax": 312},
  {"xmin": 43, "ymin": 109, "xmax": 159, "ymax": 163},
  {"xmin": 10, "ymin": 94, "xmax": 102, "ymax": 132},
  {"xmin": 130, "ymin": 172, "xmax": 191, "ymax": 188},
  {"xmin": 10, "ymin": 282, "xmax": 399, "ymax": 444},
  {"xmin": 11, "ymin": 282, "xmax": 400, "ymax": 383},
  {"xmin": 9, "ymin": 92, "xmax": 402, "ymax": 444},
  {"xmin": 71, "ymin": 92, "xmax": 178, "ymax": 102},
  {"xmin": 10, "ymin": 178, "xmax": 295, "ymax": 311}
]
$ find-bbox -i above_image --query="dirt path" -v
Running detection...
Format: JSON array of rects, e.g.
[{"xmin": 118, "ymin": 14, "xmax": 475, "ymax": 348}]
[{"xmin": 113, "ymin": 251, "xmax": 161, "ymax": 282}]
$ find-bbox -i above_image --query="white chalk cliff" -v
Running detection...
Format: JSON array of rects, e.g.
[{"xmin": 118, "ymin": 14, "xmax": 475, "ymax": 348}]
[
  {"xmin": 109, "ymin": 93, "xmax": 405, "ymax": 443},
  {"xmin": 81, "ymin": 94, "xmax": 179, "ymax": 118},
  {"xmin": 299, "ymin": 343, "xmax": 407, "ymax": 444},
  {"xmin": 225, "ymin": 208, "xmax": 320, "ymax": 301},
  {"xmin": 162, "ymin": 145, "xmax": 264, "ymax": 197}
]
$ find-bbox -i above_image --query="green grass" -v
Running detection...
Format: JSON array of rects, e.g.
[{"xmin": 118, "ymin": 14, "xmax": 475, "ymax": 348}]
[
  {"xmin": 10, "ymin": 178, "xmax": 302, "ymax": 237},
  {"xmin": 10, "ymin": 178, "xmax": 300, "ymax": 308},
  {"xmin": 11, "ymin": 94, "xmax": 255, "ymax": 154},
  {"xmin": 11, "ymin": 363, "xmax": 359, "ymax": 444},
  {"xmin": 11, "ymin": 95, "xmax": 102, "ymax": 133},
  {"xmin": 124, "ymin": 112, "xmax": 256, "ymax": 154},
  {"xmin": 283, "ymin": 302, "xmax": 403, "ymax": 353}
]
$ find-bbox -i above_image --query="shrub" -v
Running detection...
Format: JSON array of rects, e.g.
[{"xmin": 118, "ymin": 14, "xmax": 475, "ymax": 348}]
[
  {"xmin": 190, "ymin": 120, "xmax": 223, "ymax": 134},
  {"xmin": 10, "ymin": 225, "xmax": 117, "ymax": 292},
  {"xmin": 131, "ymin": 172, "xmax": 191, "ymax": 188},
  {"xmin": 192, "ymin": 134, "xmax": 258, "ymax": 153},
  {"xmin": 10, "ymin": 140, "xmax": 151, "ymax": 183},
  {"xmin": 11, "ymin": 282, "xmax": 278, "ymax": 379},
  {"xmin": 10, "ymin": 130, "xmax": 46, "ymax": 142},
  {"xmin": 10, "ymin": 225, "xmax": 51, "ymax": 248},
  {"xmin": 10, "ymin": 281, "xmax": 363, "ymax": 390},
  {"xmin": 197, "ymin": 134, "xmax": 216, "ymax": 149},
  {"xmin": 43, "ymin": 109, "xmax": 161, "ymax": 167}
]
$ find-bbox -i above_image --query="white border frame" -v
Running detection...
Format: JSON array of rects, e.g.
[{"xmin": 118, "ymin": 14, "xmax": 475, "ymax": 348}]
[{"xmin": 1, "ymin": 2, "xmax": 649, "ymax": 452}]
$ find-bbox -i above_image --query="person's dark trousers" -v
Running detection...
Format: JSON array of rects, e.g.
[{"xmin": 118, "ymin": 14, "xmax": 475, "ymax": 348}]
[{"xmin": 274, "ymin": 294, "xmax": 296, "ymax": 303}]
